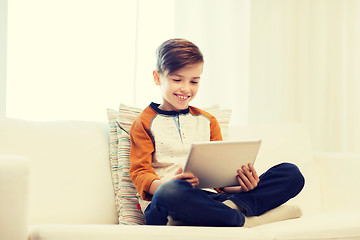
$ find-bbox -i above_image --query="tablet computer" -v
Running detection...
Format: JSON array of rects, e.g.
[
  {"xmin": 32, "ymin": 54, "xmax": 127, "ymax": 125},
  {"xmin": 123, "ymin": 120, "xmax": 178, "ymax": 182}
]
[{"xmin": 184, "ymin": 140, "xmax": 262, "ymax": 188}]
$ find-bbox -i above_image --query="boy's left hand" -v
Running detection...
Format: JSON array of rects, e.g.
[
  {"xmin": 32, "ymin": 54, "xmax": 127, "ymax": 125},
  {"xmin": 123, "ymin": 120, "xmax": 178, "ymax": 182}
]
[
  {"xmin": 222, "ymin": 164, "xmax": 260, "ymax": 193},
  {"xmin": 236, "ymin": 163, "xmax": 260, "ymax": 192}
]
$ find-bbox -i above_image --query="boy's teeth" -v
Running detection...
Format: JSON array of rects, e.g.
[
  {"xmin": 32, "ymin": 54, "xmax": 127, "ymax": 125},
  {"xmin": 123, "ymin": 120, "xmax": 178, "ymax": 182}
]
[{"xmin": 177, "ymin": 95, "xmax": 188, "ymax": 99}]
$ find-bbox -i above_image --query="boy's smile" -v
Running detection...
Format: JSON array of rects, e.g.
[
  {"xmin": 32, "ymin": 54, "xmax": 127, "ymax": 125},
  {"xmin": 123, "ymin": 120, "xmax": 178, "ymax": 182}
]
[
  {"xmin": 153, "ymin": 63, "xmax": 203, "ymax": 112},
  {"xmin": 175, "ymin": 94, "xmax": 189, "ymax": 101}
]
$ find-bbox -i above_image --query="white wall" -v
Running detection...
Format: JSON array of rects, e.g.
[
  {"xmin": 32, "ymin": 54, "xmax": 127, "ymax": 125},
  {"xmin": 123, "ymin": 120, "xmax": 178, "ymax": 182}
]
[
  {"xmin": 4, "ymin": 0, "xmax": 251, "ymax": 124},
  {"xmin": 0, "ymin": 0, "xmax": 7, "ymax": 118},
  {"xmin": 172, "ymin": 0, "xmax": 251, "ymax": 126},
  {"xmin": 6, "ymin": 0, "xmax": 138, "ymax": 122}
]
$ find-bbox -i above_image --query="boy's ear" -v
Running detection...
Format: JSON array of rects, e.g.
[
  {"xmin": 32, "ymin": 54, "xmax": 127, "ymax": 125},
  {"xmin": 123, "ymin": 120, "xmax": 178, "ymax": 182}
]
[{"xmin": 153, "ymin": 70, "xmax": 161, "ymax": 86}]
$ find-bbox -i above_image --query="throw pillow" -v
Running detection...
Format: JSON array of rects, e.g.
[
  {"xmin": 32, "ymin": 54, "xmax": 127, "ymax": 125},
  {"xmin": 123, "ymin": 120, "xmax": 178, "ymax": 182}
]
[
  {"xmin": 107, "ymin": 104, "xmax": 144, "ymax": 225},
  {"xmin": 107, "ymin": 109, "xmax": 121, "ymax": 218}
]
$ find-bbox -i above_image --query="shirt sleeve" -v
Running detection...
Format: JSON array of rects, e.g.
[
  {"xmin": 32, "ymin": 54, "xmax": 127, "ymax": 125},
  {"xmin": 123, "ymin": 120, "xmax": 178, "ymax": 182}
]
[
  {"xmin": 209, "ymin": 115, "xmax": 223, "ymax": 141},
  {"xmin": 129, "ymin": 114, "xmax": 160, "ymax": 201},
  {"xmin": 190, "ymin": 106, "xmax": 223, "ymax": 141}
]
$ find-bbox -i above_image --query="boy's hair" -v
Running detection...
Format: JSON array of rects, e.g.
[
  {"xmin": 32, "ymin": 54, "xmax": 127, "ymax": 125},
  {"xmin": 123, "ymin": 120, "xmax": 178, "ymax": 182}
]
[{"xmin": 156, "ymin": 38, "xmax": 204, "ymax": 76}]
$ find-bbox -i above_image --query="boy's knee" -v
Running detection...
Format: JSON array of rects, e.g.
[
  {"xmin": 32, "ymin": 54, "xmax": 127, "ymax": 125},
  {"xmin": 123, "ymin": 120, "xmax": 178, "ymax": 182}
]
[
  {"xmin": 155, "ymin": 179, "xmax": 191, "ymax": 203},
  {"xmin": 279, "ymin": 162, "xmax": 305, "ymax": 191}
]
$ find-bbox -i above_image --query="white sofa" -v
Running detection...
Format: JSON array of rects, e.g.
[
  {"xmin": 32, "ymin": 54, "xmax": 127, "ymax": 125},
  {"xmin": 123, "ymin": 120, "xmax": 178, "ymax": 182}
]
[{"xmin": 1, "ymin": 118, "xmax": 360, "ymax": 240}]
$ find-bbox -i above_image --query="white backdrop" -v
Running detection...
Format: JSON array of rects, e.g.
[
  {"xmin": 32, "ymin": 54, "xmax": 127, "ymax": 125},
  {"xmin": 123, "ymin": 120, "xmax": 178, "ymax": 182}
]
[
  {"xmin": 5, "ymin": 0, "xmax": 250, "ymax": 126},
  {"xmin": 2, "ymin": 0, "xmax": 359, "ymax": 152},
  {"xmin": 6, "ymin": 0, "xmax": 138, "ymax": 121},
  {"xmin": 0, "ymin": 0, "xmax": 7, "ymax": 117},
  {"xmin": 249, "ymin": 0, "xmax": 360, "ymax": 152}
]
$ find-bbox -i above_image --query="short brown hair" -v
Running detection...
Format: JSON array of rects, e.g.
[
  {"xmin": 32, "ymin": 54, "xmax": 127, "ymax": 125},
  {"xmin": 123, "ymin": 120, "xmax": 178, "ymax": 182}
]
[{"xmin": 156, "ymin": 38, "xmax": 204, "ymax": 76}]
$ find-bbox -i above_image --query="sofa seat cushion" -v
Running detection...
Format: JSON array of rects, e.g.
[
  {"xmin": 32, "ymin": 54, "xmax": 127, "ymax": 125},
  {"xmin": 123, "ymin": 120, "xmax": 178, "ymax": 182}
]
[
  {"xmin": 253, "ymin": 211, "xmax": 360, "ymax": 240},
  {"xmin": 29, "ymin": 224, "xmax": 270, "ymax": 240}
]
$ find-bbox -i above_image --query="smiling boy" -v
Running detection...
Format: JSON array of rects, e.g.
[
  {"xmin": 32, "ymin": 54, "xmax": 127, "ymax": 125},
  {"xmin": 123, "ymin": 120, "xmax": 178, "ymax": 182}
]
[
  {"xmin": 153, "ymin": 62, "xmax": 202, "ymax": 112},
  {"xmin": 129, "ymin": 38, "xmax": 304, "ymax": 226}
]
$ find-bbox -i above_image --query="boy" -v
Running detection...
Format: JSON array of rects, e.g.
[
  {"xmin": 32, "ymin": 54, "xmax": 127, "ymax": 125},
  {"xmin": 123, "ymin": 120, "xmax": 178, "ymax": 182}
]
[{"xmin": 129, "ymin": 38, "xmax": 304, "ymax": 226}]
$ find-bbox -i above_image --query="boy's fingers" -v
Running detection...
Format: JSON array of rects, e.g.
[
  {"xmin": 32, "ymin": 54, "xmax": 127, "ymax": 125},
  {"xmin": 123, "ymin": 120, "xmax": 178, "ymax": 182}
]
[
  {"xmin": 182, "ymin": 172, "xmax": 196, "ymax": 179},
  {"xmin": 242, "ymin": 166, "xmax": 259, "ymax": 187},
  {"xmin": 237, "ymin": 175, "xmax": 249, "ymax": 192},
  {"xmin": 175, "ymin": 168, "xmax": 183, "ymax": 175},
  {"xmin": 190, "ymin": 178, "xmax": 199, "ymax": 187},
  {"xmin": 248, "ymin": 164, "xmax": 260, "ymax": 182},
  {"xmin": 237, "ymin": 169, "xmax": 252, "ymax": 189},
  {"xmin": 238, "ymin": 168, "xmax": 257, "ymax": 191},
  {"xmin": 187, "ymin": 177, "xmax": 199, "ymax": 183}
]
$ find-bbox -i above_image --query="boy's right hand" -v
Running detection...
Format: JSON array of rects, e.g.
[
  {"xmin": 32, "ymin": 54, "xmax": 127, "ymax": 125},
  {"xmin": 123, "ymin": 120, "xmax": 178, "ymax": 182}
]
[
  {"xmin": 171, "ymin": 168, "xmax": 199, "ymax": 187},
  {"xmin": 149, "ymin": 168, "xmax": 199, "ymax": 195}
]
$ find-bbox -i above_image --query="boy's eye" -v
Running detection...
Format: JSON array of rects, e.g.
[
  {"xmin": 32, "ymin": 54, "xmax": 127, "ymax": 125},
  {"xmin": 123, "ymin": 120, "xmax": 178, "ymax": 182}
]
[
  {"xmin": 173, "ymin": 79, "xmax": 181, "ymax": 82},
  {"xmin": 191, "ymin": 81, "xmax": 199, "ymax": 84}
]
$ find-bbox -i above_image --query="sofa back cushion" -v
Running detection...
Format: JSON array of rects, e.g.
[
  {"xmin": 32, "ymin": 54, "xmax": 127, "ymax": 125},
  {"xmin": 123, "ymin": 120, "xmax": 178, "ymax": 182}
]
[
  {"xmin": 227, "ymin": 123, "xmax": 322, "ymax": 214},
  {"xmin": 0, "ymin": 118, "xmax": 117, "ymax": 225},
  {"xmin": 314, "ymin": 153, "xmax": 360, "ymax": 212}
]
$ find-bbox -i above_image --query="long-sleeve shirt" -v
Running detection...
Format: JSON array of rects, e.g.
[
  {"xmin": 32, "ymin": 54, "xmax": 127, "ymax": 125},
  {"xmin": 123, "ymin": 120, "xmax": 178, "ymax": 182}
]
[{"xmin": 129, "ymin": 102, "xmax": 223, "ymax": 211}]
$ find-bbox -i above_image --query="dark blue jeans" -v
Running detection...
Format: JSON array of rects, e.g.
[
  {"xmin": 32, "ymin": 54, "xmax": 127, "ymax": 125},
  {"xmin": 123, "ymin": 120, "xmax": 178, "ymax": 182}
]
[{"xmin": 144, "ymin": 162, "xmax": 305, "ymax": 227}]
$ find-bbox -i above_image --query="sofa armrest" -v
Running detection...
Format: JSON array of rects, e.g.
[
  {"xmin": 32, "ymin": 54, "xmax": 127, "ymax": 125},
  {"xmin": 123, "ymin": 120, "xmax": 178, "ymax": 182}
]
[
  {"xmin": 0, "ymin": 155, "xmax": 30, "ymax": 240},
  {"xmin": 313, "ymin": 152, "xmax": 360, "ymax": 212}
]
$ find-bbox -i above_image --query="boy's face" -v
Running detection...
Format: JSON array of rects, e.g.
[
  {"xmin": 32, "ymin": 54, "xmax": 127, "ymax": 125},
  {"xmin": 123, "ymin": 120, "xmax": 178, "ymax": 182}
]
[{"xmin": 153, "ymin": 63, "xmax": 203, "ymax": 112}]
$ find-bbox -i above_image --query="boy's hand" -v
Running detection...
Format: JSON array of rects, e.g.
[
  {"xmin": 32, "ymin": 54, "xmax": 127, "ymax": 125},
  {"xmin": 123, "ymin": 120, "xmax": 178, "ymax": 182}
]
[
  {"xmin": 171, "ymin": 168, "xmax": 199, "ymax": 187},
  {"xmin": 236, "ymin": 163, "xmax": 260, "ymax": 192}
]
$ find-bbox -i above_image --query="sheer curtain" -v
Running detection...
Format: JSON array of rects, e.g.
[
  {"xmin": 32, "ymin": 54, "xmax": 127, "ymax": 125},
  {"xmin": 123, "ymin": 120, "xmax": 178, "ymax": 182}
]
[{"xmin": 249, "ymin": 0, "xmax": 360, "ymax": 152}]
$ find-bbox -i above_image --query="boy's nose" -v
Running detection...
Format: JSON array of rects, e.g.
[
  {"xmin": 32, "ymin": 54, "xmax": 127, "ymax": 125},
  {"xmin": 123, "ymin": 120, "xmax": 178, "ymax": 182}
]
[{"xmin": 180, "ymin": 83, "xmax": 190, "ymax": 92}]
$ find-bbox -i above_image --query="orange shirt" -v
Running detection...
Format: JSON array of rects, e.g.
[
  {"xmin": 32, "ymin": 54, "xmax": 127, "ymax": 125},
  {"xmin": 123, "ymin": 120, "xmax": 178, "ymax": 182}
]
[{"xmin": 129, "ymin": 103, "xmax": 223, "ymax": 204}]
